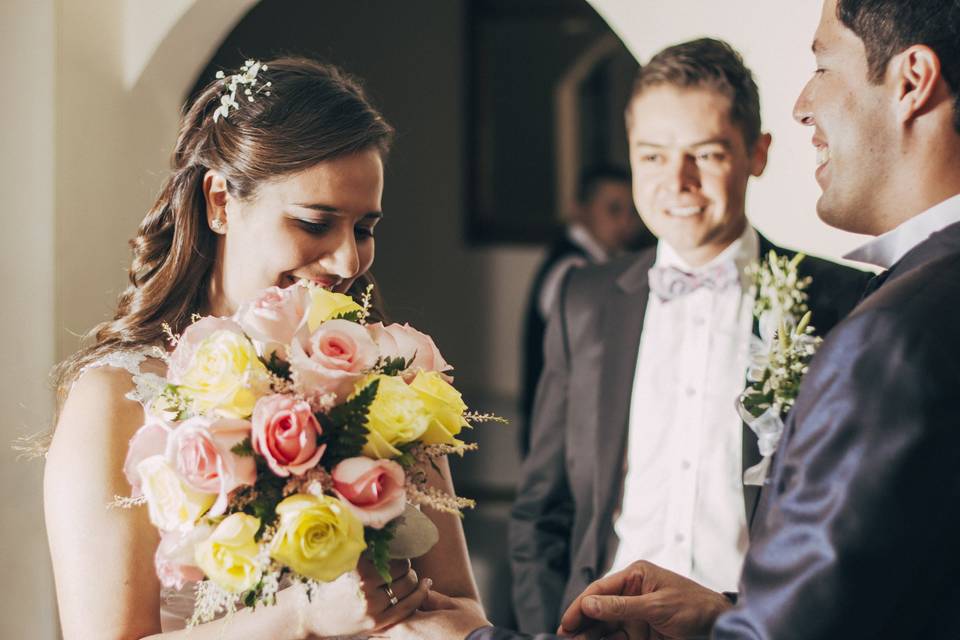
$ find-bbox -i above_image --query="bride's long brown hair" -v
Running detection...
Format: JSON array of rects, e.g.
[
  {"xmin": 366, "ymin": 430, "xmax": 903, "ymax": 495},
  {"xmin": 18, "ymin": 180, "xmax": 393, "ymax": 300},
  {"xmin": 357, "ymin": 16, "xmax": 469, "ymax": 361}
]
[{"xmin": 54, "ymin": 57, "xmax": 394, "ymax": 411}]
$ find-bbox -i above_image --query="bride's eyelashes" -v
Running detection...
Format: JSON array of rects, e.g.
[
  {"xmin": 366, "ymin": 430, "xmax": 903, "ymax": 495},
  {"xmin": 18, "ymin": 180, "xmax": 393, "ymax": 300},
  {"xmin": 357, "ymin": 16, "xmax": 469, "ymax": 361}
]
[{"xmin": 291, "ymin": 216, "xmax": 376, "ymax": 239}]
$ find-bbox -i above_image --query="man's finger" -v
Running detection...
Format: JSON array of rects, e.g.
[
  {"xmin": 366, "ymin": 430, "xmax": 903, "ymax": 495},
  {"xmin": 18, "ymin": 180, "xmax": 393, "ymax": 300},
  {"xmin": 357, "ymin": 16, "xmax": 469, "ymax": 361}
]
[
  {"xmin": 560, "ymin": 571, "xmax": 636, "ymax": 631},
  {"xmin": 580, "ymin": 594, "xmax": 654, "ymax": 622}
]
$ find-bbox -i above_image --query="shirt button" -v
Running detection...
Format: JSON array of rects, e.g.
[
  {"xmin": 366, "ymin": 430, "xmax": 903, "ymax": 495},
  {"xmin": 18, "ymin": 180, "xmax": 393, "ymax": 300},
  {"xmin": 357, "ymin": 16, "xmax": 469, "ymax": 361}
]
[
  {"xmin": 675, "ymin": 533, "xmax": 685, "ymax": 543},
  {"xmin": 693, "ymin": 316, "xmax": 705, "ymax": 326},
  {"xmin": 681, "ymin": 460, "xmax": 691, "ymax": 470},
  {"xmin": 685, "ymin": 387, "xmax": 696, "ymax": 397}
]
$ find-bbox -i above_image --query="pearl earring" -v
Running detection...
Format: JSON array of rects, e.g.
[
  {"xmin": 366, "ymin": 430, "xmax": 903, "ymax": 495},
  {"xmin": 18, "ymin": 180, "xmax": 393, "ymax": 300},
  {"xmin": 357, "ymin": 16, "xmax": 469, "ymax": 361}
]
[{"xmin": 211, "ymin": 218, "xmax": 226, "ymax": 232}]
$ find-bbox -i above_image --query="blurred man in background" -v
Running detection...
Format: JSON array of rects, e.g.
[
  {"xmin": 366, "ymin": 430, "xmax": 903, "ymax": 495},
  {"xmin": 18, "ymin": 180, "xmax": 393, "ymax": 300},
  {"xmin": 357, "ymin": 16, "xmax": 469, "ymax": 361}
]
[{"xmin": 520, "ymin": 165, "xmax": 653, "ymax": 458}]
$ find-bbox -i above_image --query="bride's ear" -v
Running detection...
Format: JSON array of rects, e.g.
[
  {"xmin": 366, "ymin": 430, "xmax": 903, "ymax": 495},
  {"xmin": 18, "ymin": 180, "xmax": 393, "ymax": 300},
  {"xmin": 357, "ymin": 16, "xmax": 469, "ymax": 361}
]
[{"xmin": 203, "ymin": 170, "xmax": 230, "ymax": 234}]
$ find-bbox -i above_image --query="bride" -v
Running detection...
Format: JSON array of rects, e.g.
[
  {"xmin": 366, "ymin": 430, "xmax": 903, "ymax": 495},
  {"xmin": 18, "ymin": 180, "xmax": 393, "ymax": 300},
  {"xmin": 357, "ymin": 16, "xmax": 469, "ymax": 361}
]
[{"xmin": 44, "ymin": 57, "xmax": 482, "ymax": 638}]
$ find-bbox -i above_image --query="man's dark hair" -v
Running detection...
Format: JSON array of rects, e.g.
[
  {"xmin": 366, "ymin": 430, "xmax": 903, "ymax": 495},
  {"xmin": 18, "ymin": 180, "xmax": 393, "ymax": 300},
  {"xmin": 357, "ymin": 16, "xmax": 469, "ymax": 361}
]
[
  {"xmin": 628, "ymin": 38, "xmax": 762, "ymax": 149},
  {"xmin": 578, "ymin": 165, "xmax": 630, "ymax": 204},
  {"xmin": 837, "ymin": 0, "xmax": 960, "ymax": 132}
]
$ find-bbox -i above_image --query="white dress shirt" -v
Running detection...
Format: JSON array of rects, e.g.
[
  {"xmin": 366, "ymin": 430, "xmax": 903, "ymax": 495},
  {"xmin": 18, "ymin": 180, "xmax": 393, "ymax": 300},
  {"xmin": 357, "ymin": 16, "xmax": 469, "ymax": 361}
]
[
  {"xmin": 537, "ymin": 224, "xmax": 609, "ymax": 318},
  {"xmin": 844, "ymin": 193, "xmax": 960, "ymax": 269},
  {"xmin": 606, "ymin": 226, "xmax": 758, "ymax": 592}
]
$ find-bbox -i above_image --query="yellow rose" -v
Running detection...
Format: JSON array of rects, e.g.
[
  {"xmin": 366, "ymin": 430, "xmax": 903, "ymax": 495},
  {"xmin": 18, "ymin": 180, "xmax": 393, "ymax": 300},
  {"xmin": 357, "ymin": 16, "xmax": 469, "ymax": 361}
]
[
  {"xmin": 307, "ymin": 287, "xmax": 364, "ymax": 332},
  {"xmin": 178, "ymin": 329, "xmax": 270, "ymax": 419},
  {"xmin": 409, "ymin": 371, "xmax": 469, "ymax": 445},
  {"xmin": 194, "ymin": 513, "xmax": 262, "ymax": 593},
  {"xmin": 269, "ymin": 494, "xmax": 366, "ymax": 582},
  {"xmin": 358, "ymin": 375, "xmax": 430, "ymax": 458},
  {"xmin": 137, "ymin": 455, "xmax": 216, "ymax": 532}
]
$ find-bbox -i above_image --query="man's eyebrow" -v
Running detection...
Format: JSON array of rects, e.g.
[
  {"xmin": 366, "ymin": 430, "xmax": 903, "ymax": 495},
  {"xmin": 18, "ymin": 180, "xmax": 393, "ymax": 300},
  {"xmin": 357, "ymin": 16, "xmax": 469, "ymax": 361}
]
[{"xmin": 634, "ymin": 138, "xmax": 732, "ymax": 148}]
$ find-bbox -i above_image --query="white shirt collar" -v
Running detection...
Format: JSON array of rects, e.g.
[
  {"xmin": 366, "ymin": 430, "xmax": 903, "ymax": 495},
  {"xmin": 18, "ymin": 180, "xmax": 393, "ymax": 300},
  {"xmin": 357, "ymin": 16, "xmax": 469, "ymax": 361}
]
[
  {"xmin": 844, "ymin": 193, "xmax": 960, "ymax": 269},
  {"xmin": 567, "ymin": 223, "xmax": 609, "ymax": 263},
  {"xmin": 656, "ymin": 224, "xmax": 759, "ymax": 279}
]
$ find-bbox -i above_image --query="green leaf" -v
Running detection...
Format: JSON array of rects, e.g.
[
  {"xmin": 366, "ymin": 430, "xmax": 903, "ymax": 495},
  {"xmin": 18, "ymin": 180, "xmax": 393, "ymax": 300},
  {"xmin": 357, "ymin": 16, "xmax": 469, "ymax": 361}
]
[
  {"xmin": 264, "ymin": 351, "xmax": 291, "ymax": 380},
  {"xmin": 319, "ymin": 379, "xmax": 379, "ymax": 463},
  {"xmin": 231, "ymin": 437, "xmax": 254, "ymax": 457},
  {"xmin": 332, "ymin": 310, "xmax": 363, "ymax": 323},
  {"xmin": 376, "ymin": 355, "xmax": 410, "ymax": 377},
  {"xmin": 364, "ymin": 525, "xmax": 395, "ymax": 585}
]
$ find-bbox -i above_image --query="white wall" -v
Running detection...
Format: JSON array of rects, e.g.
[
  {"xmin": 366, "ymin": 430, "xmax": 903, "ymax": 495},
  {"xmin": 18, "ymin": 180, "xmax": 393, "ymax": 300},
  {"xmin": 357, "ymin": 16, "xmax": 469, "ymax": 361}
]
[{"xmin": 0, "ymin": 1, "xmax": 58, "ymax": 637}]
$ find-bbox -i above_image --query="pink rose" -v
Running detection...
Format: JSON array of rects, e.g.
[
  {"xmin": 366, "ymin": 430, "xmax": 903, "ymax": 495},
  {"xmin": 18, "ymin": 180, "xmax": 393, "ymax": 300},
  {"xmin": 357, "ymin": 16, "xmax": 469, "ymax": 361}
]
[
  {"xmin": 123, "ymin": 416, "xmax": 173, "ymax": 496},
  {"xmin": 289, "ymin": 319, "xmax": 379, "ymax": 402},
  {"xmin": 154, "ymin": 525, "xmax": 210, "ymax": 590},
  {"xmin": 234, "ymin": 283, "xmax": 310, "ymax": 359},
  {"xmin": 165, "ymin": 416, "xmax": 256, "ymax": 516},
  {"xmin": 366, "ymin": 323, "xmax": 453, "ymax": 382},
  {"xmin": 331, "ymin": 457, "xmax": 406, "ymax": 529},
  {"xmin": 167, "ymin": 316, "xmax": 247, "ymax": 384},
  {"xmin": 251, "ymin": 394, "xmax": 325, "ymax": 477}
]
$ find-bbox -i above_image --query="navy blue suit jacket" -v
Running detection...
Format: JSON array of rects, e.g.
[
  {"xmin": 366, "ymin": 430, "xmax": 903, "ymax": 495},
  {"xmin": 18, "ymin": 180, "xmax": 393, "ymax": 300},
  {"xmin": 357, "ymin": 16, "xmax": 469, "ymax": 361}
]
[{"xmin": 482, "ymin": 221, "xmax": 960, "ymax": 639}]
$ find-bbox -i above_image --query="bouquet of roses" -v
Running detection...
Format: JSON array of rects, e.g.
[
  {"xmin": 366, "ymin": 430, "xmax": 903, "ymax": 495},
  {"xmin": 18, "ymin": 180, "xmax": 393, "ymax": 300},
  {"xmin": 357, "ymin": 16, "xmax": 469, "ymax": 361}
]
[{"xmin": 116, "ymin": 282, "xmax": 491, "ymax": 624}]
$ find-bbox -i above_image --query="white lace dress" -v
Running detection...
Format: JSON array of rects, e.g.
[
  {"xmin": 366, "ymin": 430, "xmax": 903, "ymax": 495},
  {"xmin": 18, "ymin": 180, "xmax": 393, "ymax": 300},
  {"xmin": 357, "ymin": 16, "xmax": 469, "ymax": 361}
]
[{"xmin": 81, "ymin": 348, "xmax": 368, "ymax": 634}]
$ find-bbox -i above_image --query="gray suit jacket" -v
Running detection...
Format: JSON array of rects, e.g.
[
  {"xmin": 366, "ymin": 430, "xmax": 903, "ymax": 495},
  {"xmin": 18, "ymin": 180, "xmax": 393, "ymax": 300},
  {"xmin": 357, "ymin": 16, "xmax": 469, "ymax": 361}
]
[{"xmin": 508, "ymin": 236, "xmax": 869, "ymax": 634}]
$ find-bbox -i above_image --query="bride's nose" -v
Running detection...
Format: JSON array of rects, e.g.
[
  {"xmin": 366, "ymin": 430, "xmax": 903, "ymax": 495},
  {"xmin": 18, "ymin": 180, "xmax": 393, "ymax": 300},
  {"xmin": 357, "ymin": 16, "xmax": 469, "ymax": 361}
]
[{"xmin": 322, "ymin": 230, "xmax": 361, "ymax": 280}]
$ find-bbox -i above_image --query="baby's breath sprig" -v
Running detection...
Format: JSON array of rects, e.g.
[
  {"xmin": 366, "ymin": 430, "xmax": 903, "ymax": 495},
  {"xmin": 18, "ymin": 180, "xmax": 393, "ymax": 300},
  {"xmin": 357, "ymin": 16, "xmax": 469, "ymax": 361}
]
[
  {"xmin": 189, "ymin": 580, "xmax": 240, "ymax": 626},
  {"xmin": 107, "ymin": 494, "xmax": 147, "ymax": 510},
  {"xmin": 161, "ymin": 322, "xmax": 179, "ymax": 348},
  {"xmin": 406, "ymin": 484, "xmax": 476, "ymax": 516},
  {"xmin": 423, "ymin": 442, "xmax": 479, "ymax": 458},
  {"xmin": 463, "ymin": 411, "xmax": 508, "ymax": 425},
  {"xmin": 212, "ymin": 60, "xmax": 273, "ymax": 123},
  {"xmin": 358, "ymin": 282, "xmax": 375, "ymax": 325}
]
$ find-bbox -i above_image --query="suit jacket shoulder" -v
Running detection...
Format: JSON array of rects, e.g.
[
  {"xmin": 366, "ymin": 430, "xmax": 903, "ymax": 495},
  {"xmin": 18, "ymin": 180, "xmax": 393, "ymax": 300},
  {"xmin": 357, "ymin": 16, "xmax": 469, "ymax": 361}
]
[{"xmin": 716, "ymin": 237, "xmax": 960, "ymax": 639}]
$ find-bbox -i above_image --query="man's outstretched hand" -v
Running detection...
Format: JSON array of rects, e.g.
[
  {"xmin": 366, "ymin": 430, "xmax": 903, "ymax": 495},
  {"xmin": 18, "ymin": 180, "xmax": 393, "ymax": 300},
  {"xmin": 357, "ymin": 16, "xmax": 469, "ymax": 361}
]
[{"xmin": 558, "ymin": 561, "xmax": 733, "ymax": 639}]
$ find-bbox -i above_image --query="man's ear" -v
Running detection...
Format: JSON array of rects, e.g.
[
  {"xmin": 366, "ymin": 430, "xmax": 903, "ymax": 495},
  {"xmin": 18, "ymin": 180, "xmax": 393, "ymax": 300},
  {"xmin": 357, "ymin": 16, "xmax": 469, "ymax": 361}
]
[
  {"xmin": 893, "ymin": 45, "xmax": 942, "ymax": 124},
  {"xmin": 203, "ymin": 170, "xmax": 230, "ymax": 234},
  {"xmin": 750, "ymin": 133, "xmax": 773, "ymax": 177}
]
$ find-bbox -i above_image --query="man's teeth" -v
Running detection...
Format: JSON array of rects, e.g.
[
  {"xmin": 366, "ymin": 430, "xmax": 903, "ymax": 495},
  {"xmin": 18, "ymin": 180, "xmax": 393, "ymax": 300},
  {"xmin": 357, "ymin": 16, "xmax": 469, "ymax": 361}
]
[
  {"xmin": 668, "ymin": 206, "xmax": 703, "ymax": 218},
  {"xmin": 816, "ymin": 146, "xmax": 830, "ymax": 166}
]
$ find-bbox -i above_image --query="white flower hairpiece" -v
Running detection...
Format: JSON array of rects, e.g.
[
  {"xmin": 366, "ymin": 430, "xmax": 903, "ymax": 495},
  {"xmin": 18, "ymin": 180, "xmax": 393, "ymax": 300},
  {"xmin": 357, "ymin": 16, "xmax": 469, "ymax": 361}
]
[{"xmin": 212, "ymin": 59, "xmax": 273, "ymax": 123}]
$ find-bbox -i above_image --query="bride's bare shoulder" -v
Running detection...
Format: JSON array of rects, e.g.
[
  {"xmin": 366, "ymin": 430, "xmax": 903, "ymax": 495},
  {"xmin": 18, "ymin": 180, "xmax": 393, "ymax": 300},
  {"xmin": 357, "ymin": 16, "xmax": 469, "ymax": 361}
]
[{"xmin": 48, "ymin": 356, "xmax": 158, "ymax": 463}]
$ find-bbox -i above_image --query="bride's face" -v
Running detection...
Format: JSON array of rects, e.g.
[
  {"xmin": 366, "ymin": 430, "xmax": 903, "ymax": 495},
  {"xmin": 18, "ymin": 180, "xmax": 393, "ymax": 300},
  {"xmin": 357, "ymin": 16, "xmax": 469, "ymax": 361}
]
[{"xmin": 207, "ymin": 149, "xmax": 384, "ymax": 314}]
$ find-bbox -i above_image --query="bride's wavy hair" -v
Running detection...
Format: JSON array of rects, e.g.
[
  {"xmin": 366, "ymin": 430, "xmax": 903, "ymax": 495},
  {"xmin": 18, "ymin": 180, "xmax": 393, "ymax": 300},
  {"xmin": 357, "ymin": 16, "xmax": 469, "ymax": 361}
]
[{"xmin": 55, "ymin": 56, "xmax": 394, "ymax": 410}]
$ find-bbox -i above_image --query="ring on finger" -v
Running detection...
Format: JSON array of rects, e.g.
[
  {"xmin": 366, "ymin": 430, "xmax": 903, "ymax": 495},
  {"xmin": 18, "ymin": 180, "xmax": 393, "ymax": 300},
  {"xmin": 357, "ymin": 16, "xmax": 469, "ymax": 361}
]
[{"xmin": 383, "ymin": 584, "xmax": 399, "ymax": 607}]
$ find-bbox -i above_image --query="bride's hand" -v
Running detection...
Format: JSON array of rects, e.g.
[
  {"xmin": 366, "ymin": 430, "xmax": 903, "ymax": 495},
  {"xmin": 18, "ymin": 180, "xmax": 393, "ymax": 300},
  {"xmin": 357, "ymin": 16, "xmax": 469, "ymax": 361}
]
[
  {"xmin": 286, "ymin": 557, "xmax": 431, "ymax": 638},
  {"xmin": 356, "ymin": 557, "xmax": 432, "ymax": 632}
]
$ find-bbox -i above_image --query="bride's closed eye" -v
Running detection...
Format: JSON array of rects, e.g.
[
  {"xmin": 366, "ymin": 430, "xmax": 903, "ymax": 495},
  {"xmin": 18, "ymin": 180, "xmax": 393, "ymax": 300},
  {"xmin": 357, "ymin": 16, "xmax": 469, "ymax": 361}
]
[{"xmin": 292, "ymin": 216, "xmax": 377, "ymax": 240}]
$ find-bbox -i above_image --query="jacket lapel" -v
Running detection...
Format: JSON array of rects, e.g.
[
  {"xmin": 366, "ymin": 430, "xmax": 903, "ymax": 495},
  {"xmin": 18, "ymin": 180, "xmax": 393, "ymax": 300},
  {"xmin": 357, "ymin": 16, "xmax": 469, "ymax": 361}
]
[
  {"xmin": 592, "ymin": 251, "xmax": 655, "ymax": 569},
  {"xmin": 740, "ymin": 235, "xmax": 782, "ymax": 524}
]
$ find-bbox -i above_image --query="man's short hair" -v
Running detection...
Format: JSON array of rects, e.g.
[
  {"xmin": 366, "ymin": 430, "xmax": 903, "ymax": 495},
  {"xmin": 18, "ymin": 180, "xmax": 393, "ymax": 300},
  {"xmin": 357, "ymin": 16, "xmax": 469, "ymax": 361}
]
[
  {"xmin": 837, "ymin": 0, "xmax": 960, "ymax": 133},
  {"xmin": 627, "ymin": 38, "xmax": 762, "ymax": 149},
  {"xmin": 578, "ymin": 165, "xmax": 630, "ymax": 204}
]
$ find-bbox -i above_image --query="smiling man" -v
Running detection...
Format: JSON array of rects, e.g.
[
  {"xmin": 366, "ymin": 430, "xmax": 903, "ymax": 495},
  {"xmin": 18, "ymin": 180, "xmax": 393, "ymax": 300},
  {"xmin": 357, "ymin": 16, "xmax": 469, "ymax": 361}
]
[
  {"xmin": 506, "ymin": 37, "xmax": 868, "ymax": 635},
  {"xmin": 518, "ymin": 1, "xmax": 960, "ymax": 638}
]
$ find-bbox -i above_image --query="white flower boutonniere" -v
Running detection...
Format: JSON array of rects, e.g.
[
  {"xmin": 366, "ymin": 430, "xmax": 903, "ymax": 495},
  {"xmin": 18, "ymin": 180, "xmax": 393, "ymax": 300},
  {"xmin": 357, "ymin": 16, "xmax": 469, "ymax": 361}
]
[{"xmin": 738, "ymin": 251, "xmax": 821, "ymax": 486}]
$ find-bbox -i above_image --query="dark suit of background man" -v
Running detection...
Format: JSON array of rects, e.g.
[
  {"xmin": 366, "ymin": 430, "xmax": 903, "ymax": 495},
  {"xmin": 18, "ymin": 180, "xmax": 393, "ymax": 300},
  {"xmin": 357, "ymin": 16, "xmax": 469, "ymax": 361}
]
[
  {"xmin": 507, "ymin": 38, "xmax": 869, "ymax": 634},
  {"xmin": 418, "ymin": 0, "xmax": 960, "ymax": 638},
  {"xmin": 520, "ymin": 165, "xmax": 655, "ymax": 459}
]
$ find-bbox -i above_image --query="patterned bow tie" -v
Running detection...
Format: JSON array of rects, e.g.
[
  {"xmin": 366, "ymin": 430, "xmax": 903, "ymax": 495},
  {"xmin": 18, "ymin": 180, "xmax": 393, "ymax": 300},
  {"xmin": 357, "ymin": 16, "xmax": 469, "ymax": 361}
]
[{"xmin": 648, "ymin": 261, "xmax": 741, "ymax": 302}]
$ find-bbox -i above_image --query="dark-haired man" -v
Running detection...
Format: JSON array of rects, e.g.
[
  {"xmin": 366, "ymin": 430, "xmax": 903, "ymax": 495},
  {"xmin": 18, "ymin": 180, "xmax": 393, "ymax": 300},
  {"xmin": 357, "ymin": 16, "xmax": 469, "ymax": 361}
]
[
  {"xmin": 395, "ymin": 0, "xmax": 960, "ymax": 637},
  {"xmin": 506, "ymin": 36, "xmax": 869, "ymax": 635},
  {"xmin": 520, "ymin": 165, "xmax": 653, "ymax": 458}
]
